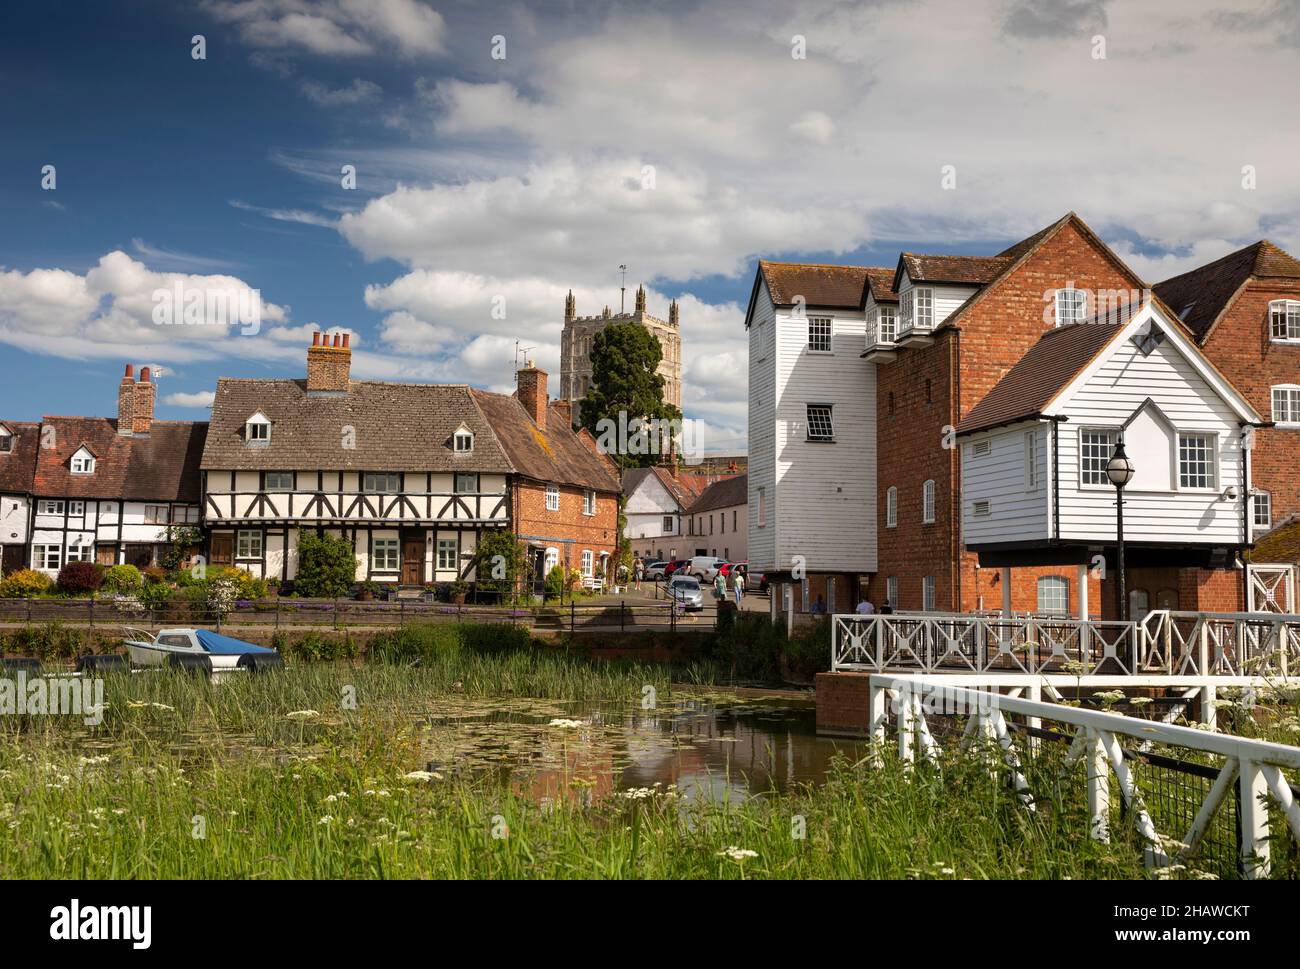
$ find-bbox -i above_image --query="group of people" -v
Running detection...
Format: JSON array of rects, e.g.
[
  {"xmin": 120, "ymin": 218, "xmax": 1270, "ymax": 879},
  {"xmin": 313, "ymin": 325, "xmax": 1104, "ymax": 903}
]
[{"xmin": 711, "ymin": 566, "xmax": 745, "ymax": 606}]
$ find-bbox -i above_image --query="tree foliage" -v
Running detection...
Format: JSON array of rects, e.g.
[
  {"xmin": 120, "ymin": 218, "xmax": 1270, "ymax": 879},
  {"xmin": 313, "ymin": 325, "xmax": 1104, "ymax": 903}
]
[
  {"xmin": 579, "ymin": 322, "xmax": 681, "ymax": 468},
  {"xmin": 294, "ymin": 532, "xmax": 359, "ymax": 598}
]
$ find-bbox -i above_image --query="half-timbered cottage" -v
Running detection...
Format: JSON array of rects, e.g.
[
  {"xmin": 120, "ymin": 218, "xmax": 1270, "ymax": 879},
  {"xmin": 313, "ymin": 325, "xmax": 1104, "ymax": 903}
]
[
  {"xmin": 27, "ymin": 366, "xmax": 207, "ymax": 574},
  {"xmin": 200, "ymin": 333, "xmax": 514, "ymax": 585},
  {"xmin": 0, "ymin": 420, "xmax": 40, "ymax": 575}
]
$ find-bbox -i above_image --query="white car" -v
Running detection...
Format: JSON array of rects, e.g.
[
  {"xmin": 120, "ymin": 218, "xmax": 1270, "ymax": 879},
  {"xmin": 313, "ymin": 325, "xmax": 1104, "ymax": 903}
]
[{"xmin": 689, "ymin": 556, "xmax": 727, "ymax": 581}]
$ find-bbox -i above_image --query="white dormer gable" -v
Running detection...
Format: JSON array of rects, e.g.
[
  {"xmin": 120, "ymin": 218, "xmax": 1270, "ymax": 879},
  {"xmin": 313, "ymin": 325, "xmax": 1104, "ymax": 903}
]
[
  {"xmin": 245, "ymin": 411, "xmax": 272, "ymax": 445},
  {"xmin": 1119, "ymin": 398, "xmax": 1178, "ymax": 492},
  {"xmin": 0, "ymin": 423, "xmax": 12, "ymax": 454},
  {"xmin": 70, "ymin": 445, "xmax": 96, "ymax": 475},
  {"xmin": 452, "ymin": 423, "xmax": 474, "ymax": 453}
]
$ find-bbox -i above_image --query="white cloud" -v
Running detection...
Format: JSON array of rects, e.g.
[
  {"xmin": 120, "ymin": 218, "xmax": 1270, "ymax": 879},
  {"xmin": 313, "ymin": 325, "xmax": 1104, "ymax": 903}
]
[
  {"xmin": 164, "ymin": 390, "xmax": 217, "ymax": 408},
  {"xmin": 207, "ymin": 0, "xmax": 447, "ymax": 58},
  {"xmin": 301, "ymin": 77, "xmax": 382, "ymax": 105}
]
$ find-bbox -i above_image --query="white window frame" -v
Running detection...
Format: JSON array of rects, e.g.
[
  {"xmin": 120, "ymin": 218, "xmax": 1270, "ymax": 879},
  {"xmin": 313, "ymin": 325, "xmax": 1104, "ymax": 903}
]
[
  {"xmin": 246, "ymin": 419, "xmax": 270, "ymax": 443},
  {"xmin": 914, "ymin": 287, "xmax": 934, "ymax": 329},
  {"xmin": 1272, "ymin": 385, "xmax": 1300, "ymax": 427},
  {"xmin": 921, "ymin": 479, "xmax": 936, "ymax": 524},
  {"xmin": 437, "ymin": 538, "xmax": 458, "ymax": 571},
  {"xmin": 1269, "ymin": 300, "xmax": 1300, "ymax": 342},
  {"xmin": 886, "ymin": 486, "xmax": 897, "ymax": 528},
  {"xmin": 583, "ymin": 489, "xmax": 596, "ymax": 516},
  {"xmin": 32, "ymin": 544, "xmax": 61, "ymax": 570},
  {"xmin": 453, "ymin": 429, "xmax": 474, "ymax": 452},
  {"xmin": 454, "ymin": 473, "xmax": 478, "ymax": 494},
  {"xmin": 68, "ymin": 501, "xmax": 85, "ymax": 517},
  {"xmin": 545, "ymin": 484, "xmax": 560, "ymax": 511},
  {"xmin": 662, "ymin": 515, "xmax": 675, "ymax": 534},
  {"xmin": 265, "ymin": 472, "xmax": 294, "ymax": 492},
  {"xmin": 1253, "ymin": 491, "xmax": 1272, "ymax": 530},
  {"xmin": 806, "ymin": 404, "xmax": 835, "ymax": 442},
  {"xmin": 878, "ymin": 306, "xmax": 897, "ymax": 343},
  {"xmin": 0, "ymin": 426, "xmax": 11, "ymax": 453},
  {"xmin": 38, "ymin": 500, "xmax": 65, "ymax": 516},
  {"xmin": 899, "ymin": 289, "xmax": 913, "ymax": 331},
  {"xmin": 922, "ymin": 576, "xmax": 936, "ymax": 612},
  {"xmin": 363, "ymin": 472, "xmax": 401, "ymax": 494},
  {"xmin": 65, "ymin": 542, "xmax": 92, "ymax": 563},
  {"xmin": 886, "ymin": 576, "xmax": 898, "ymax": 608},
  {"xmin": 171, "ymin": 505, "xmax": 200, "ymax": 523},
  {"xmin": 1078, "ymin": 427, "xmax": 1118, "ymax": 488},
  {"xmin": 807, "ymin": 316, "xmax": 833, "ymax": 353},
  {"xmin": 70, "ymin": 450, "xmax": 95, "ymax": 475},
  {"xmin": 1024, "ymin": 431, "xmax": 1040, "ymax": 492},
  {"xmin": 581, "ymin": 549, "xmax": 594, "ymax": 577},
  {"xmin": 236, "ymin": 529, "xmax": 262, "ymax": 560},
  {"xmin": 372, "ymin": 538, "xmax": 399, "ymax": 572},
  {"xmin": 1055, "ymin": 287, "xmax": 1086, "ymax": 326},
  {"xmin": 1037, "ymin": 576, "xmax": 1070, "ymax": 616},
  {"xmin": 144, "ymin": 505, "xmax": 169, "ymax": 525},
  {"xmin": 1176, "ymin": 433, "xmax": 1217, "ymax": 491}
]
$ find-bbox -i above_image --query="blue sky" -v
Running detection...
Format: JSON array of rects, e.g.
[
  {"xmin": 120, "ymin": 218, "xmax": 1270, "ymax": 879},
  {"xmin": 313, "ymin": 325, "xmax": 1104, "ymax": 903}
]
[{"xmin": 3, "ymin": 0, "xmax": 1299, "ymax": 450}]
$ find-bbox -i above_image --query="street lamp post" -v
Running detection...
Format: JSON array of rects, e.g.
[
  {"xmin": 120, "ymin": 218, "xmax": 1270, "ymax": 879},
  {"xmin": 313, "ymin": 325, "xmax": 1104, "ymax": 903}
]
[{"xmin": 1106, "ymin": 436, "xmax": 1137, "ymax": 621}]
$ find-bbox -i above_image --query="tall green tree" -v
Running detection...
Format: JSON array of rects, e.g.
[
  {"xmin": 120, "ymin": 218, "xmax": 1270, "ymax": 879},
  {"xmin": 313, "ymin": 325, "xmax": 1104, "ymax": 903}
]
[{"xmin": 579, "ymin": 322, "xmax": 681, "ymax": 468}]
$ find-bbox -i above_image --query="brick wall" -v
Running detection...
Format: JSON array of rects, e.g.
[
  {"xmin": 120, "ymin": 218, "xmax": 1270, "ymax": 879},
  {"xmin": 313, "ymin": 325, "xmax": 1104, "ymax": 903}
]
[
  {"xmin": 1200, "ymin": 279, "xmax": 1300, "ymax": 527},
  {"xmin": 875, "ymin": 220, "xmax": 1145, "ymax": 612},
  {"xmin": 814, "ymin": 671, "xmax": 874, "ymax": 736},
  {"xmin": 514, "ymin": 479, "xmax": 618, "ymax": 574}
]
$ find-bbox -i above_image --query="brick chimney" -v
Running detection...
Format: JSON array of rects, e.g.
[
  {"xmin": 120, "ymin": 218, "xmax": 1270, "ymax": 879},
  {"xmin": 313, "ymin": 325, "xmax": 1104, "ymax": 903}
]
[
  {"xmin": 516, "ymin": 362, "xmax": 547, "ymax": 430},
  {"xmin": 552, "ymin": 398, "xmax": 573, "ymax": 429},
  {"xmin": 307, "ymin": 331, "xmax": 352, "ymax": 395},
  {"xmin": 117, "ymin": 364, "xmax": 155, "ymax": 435}
]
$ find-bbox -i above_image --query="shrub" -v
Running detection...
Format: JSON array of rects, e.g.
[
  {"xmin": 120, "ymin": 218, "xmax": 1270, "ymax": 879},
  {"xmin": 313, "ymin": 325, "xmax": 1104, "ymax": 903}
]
[
  {"xmin": 102, "ymin": 563, "xmax": 143, "ymax": 594},
  {"xmin": 783, "ymin": 616, "xmax": 833, "ymax": 678},
  {"xmin": 142, "ymin": 566, "xmax": 168, "ymax": 584},
  {"xmin": 369, "ymin": 622, "xmax": 528, "ymax": 663},
  {"xmin": 137, "ymin": 581, "xmax": 176, "ymax": 612},
  {"xmin": 0, "ymin": 569, "xmax": 53, "ymax": 599},
  {"xmin": 295, "ymin": 532, "xmax": 359, "ymax": 598},
  {"xmin": 544, "ymin": 565, "xmax": 565, "ymax": 601},
  {"xmin": 459, "ymin": 622, "xmax": 530, "ymax": 655},
  {"xmin": 7, "ymin": 626, "xmax": 41, "ymax": 655},
  {"xmin": 473, "ymin": 531, "xmax": 526, "ymax": 599},
  {"xmin": 205, "ymin": 566, "xmax": 268, "ymax": 601},
  {"xmin": 56, "ymin": 562, "xmax": 104, "ymax": 595},
  {"xmin": 709, "ymin": 611, "xmax": 786, "ymax": 683},
  {"xmin": 290, "ymin": 631, "xmax": 359, "ymax": 662}
]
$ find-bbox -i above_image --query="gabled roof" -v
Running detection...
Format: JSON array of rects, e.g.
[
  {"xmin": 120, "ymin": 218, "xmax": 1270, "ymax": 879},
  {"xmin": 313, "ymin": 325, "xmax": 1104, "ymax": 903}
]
[
  {"xmin": 687, "ymin": 474, "xmax": 747, "ymax": 514},
  {"xmin": 623, "ymin": 465, "xmax": 700, "ymax": 509},
  {"xmin": 896, "ymin": 253, "xmax": 1010, "ymax": 288},
  {"xmin": 755, "ymin": 261, "xmax": 871, "ymax": 309},
  {"xmin": 0, "ymin": 421, "xmax": 41, "ymax": 494},
  {"xmin": 202, "ymin": 379, "xmax": 512, "ymax": 472},
  {"xmin": 1153, "ymin": 240, "xmax": 1300, "ymax": 342},
  {"xmin": 469, "ymin": 390, "xmax": 620, "ymax": 494},
  {"xmin": 33, "ymin": 418, "xmax": 207, "ymax": 502},
  {"xmin": 957, "ymin": 301, "xmax": 1264, "ymax": 436},
  {"xmin": 863, "ymin": 267, "xmax": 898, "ymax": 304}
]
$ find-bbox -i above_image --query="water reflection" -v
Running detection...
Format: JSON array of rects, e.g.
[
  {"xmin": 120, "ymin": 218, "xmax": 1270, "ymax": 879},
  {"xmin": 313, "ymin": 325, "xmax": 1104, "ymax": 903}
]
[{"xmin": 421, "ymin": 696, "xmax": 869, "ymax": 804}]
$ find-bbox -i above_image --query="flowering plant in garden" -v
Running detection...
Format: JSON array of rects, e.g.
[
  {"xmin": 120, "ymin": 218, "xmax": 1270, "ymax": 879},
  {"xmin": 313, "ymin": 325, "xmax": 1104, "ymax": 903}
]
[{"xmin": 205, "ymin": 576, "xmax": 238, "ymax": 620}]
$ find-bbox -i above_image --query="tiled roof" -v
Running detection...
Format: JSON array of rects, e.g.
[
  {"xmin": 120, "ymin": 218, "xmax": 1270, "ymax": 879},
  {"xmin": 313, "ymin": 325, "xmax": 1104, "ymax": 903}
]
[
  {"xmin": 1154, "ymin": 241, "xmax": 1300, "ymax": 342},
  {"xmin": 1248, "ymin": 515, "xmax": 1300, "ymax": 565},
  {"xmin": 33, "ymin": 419, "xmax": 206, "ymax": 502},
  {"xmin": 202, "ymin": 379, "xmax": 512, "ymax": 473},
  {"xmin": 470, "ymin": 390, "xmax": 620, "ymax": 493},
  {"xmin": 758, "ymin": 261, "xmax": 871, "ymax": 308},
  {"xmin": 898, "ymin": 253, "xmax": 1011, "ymax": 286},
  {"xmin": 688, "ymin": 474, "xmax": 747, "ymax": 514},
  {"xmin": 863, "ymin": 267, "xmax": 898, "ymax": 304},
  {"xmin": 957, "ymin": 322, "xmax": 1124, "ymax": 435},
  {"xmin": 623, "ymin": 465, "xmax": 700, "ymax": 509},
  {"xmin": 0, "ymin": 421, "xmax": 40, "ymax": 494}
]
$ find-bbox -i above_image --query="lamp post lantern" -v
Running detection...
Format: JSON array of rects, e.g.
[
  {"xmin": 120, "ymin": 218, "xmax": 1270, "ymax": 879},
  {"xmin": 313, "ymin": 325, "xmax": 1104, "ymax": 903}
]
[{"xmin": 1106, "ymin": 436, "xmax": 1136, "ymax": 621}]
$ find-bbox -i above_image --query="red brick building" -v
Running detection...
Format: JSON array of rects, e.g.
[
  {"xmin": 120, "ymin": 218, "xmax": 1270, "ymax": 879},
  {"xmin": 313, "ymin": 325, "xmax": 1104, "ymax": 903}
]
[
  {"xmin": 472, "ymin": 365, "xmax": 622, "ymax": 591},
  {"xmin": 868, "ymin": 213, "xmax": 1149, "ymax": 615}
]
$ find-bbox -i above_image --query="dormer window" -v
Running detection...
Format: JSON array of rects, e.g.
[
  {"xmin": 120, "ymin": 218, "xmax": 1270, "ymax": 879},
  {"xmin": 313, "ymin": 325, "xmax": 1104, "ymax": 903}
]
[
  {"xmin": 0, "ymin": 424, "xmax": 12, "ymax": 454},
  {"xmin": 70, "ymin": 446, "xmax": 96, "ymax": 475},
  {"xmin": 1269, "ymin": 300, "xmax": 1300, "ymax": 342},
  {"xmin": 1055, "ymin": 287, "xmax": 1086, "ymax": 326},
  {"xmin": 246, "ymin": 411, "xmax": 271, "ymax": 445},
  {"xmin": 453, "ymin": 425, "xmax": 474, "ymax": 453}
]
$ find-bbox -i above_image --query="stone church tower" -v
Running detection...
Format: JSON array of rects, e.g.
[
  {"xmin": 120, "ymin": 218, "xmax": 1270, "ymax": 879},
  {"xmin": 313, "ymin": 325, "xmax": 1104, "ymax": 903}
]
[{"xmin": 559, "ymin": 285, "xmax": 682, "ymax": 426}]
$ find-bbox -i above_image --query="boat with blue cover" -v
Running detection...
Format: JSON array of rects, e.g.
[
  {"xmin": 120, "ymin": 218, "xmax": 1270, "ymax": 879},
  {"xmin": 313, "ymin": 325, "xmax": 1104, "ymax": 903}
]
[{"xmin": 122, "ymin": 627, "xmax": 284, "ymax": 671}]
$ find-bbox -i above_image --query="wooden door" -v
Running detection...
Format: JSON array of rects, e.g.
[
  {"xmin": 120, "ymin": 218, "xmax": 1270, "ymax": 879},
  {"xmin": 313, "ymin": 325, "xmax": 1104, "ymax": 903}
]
[
  {"xmin": 1, "ymin": 545, "xmax": 23, "ymax": 575},
  {"xmin": 95, "ymin": 545, "xmax": 116, "ymax": 566},
  {"xmin": 402, "ymin": 536, "xmax": 424, "ymax": 585},
  {"xmin": 210, "ymin": 534, "xmax": 233, "ymax": 566}
]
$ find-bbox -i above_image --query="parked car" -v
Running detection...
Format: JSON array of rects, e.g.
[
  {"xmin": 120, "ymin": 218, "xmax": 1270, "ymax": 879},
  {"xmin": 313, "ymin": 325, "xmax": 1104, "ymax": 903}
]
[
  {"xmin": 662, "ymin": 559, "xmax": 690, "ymax": 578},
  {"xmin": 642, "ymin": 560, "xmax": 667, "ymax": 580},
  {"xmin": 668, "ymin": 575, "xmax": 704, "ymax": 611},
  {"xmin": 689, "ymin": 556, "xmax": 727, "ymax": 581},
  {"xmin": 718, "ymin": 561, "xmax": 745, "ymax": 577}
]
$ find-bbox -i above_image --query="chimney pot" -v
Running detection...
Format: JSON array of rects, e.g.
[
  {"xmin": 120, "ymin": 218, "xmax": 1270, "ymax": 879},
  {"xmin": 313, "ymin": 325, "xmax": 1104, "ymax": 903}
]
[
  {"xmin": 307, "ymin": 328, "xmax": 352, "ymax": 393},
  {"xmin": 312, "ymin": 331, "xmax": 321, "ymax": 347},
  {"xmin": 124, "ymin": 364, "xmax": 134, "ymax": 379},
  {"xmin": 342, "ymin": 333, "xmax": 350, "ymax": 348},
  {"xmin": 140, "ymin": 366, "xmax": 150, "ymax": 383}
]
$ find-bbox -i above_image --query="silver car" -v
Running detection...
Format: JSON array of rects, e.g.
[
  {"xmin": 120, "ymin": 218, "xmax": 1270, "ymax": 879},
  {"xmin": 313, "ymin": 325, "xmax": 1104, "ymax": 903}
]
[{"xmin": 668, "ymin": 575, "xmax": 704, "ymax": 611}]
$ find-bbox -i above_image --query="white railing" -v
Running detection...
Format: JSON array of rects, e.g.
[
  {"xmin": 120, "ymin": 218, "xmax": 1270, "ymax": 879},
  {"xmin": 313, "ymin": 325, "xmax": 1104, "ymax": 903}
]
[
  {"xmin": 870, "ymin": 672, "xmax": 1300, "ymax": 878},
  {"xmin": 834, "ymin": 610, "xmax": 1300, "ymax": 678},
  {"xmin": 833, "ymin": 612, "xmax": 1141, "ymax": 675}
]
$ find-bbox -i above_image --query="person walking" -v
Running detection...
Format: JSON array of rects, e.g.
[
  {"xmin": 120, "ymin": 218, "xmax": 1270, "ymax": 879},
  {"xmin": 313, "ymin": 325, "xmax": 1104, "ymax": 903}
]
[
  {"xmin": 733, "ymin": 568, "xmax": 745, "ymax": 607},
  {"xmin": 713, "ymin": 570, "xmax": 726, "ymax": 603},
  {"xmin": 633, "ymin": 556, "xmax": 643, "ymax": 591}
]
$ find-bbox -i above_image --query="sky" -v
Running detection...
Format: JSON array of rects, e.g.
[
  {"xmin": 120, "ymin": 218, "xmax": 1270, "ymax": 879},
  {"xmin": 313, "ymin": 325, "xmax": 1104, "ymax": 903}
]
[{"xmin": 3, "ymin": 0, "xmax": 1300, "ymax": 453}]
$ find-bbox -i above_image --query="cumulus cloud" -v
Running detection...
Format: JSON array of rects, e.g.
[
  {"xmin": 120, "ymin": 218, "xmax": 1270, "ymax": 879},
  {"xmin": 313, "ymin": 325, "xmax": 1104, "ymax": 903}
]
[
  {"xmin": 164, "ymin": 390, "xmax": 217, "ymax": 408},
  {"xmin": 301, "ymin": 77, "xmax": 382, "ymax": 105}
]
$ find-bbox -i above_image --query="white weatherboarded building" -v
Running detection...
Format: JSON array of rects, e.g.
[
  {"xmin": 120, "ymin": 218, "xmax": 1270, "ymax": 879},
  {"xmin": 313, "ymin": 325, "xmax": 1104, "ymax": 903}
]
[
  {"xmin": 957, "ymin": 301, "xmax": 1265, "ymax": 614},
  {"xmin": 745, "ymin": 262, "xmax": 879, "ymax": 609}
]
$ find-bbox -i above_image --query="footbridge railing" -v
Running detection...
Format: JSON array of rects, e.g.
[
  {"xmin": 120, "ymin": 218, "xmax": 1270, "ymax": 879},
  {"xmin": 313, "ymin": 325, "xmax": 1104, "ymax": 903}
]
[{"xmin": 833, "ymin": 610, "xmax": 1300, "ymax": 677}]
